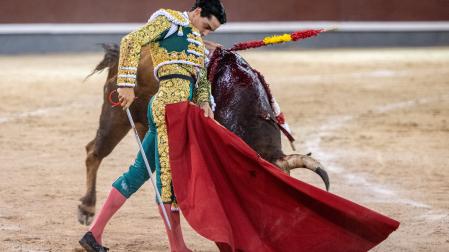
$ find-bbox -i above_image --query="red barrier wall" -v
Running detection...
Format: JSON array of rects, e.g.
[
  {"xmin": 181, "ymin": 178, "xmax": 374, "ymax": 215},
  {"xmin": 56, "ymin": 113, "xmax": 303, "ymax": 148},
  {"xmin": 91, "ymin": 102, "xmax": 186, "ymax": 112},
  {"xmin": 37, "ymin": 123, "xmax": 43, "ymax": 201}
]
[{"xmin": 1, "ymin": 0, "xmax": 448, "ymax": 23}]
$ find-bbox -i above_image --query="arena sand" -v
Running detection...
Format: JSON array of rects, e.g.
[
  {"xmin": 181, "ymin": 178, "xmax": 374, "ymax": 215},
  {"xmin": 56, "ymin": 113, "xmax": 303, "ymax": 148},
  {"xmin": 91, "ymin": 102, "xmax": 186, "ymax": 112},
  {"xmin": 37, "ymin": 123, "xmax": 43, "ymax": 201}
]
[{"xmin": 0, "ymin": 47, "xmax": 448, "ymax": 251}]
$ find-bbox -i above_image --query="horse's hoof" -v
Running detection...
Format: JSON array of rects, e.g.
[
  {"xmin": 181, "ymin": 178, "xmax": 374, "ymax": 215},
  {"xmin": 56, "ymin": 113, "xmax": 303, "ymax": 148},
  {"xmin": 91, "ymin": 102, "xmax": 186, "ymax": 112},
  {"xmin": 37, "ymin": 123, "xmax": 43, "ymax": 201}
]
[{"xmin": 78, "ymin": 204, "xmax": 95, "ymax": 226}]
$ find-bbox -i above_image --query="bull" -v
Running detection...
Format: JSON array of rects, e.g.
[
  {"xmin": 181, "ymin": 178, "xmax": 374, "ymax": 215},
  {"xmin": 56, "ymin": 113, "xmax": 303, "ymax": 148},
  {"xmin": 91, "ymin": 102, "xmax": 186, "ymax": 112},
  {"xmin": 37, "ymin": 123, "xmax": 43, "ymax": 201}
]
[{"xmin": 78, "ymin": 44, "xmax": 329, "ymax": 225}]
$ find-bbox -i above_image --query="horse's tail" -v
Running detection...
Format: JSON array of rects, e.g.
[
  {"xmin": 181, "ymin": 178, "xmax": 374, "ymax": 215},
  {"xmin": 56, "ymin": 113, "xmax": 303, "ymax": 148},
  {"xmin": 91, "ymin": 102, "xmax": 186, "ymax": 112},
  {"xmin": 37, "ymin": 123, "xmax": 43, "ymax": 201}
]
[{"xmin": 85, "ymin": 43, "xmax": 119, "ymax": 82}]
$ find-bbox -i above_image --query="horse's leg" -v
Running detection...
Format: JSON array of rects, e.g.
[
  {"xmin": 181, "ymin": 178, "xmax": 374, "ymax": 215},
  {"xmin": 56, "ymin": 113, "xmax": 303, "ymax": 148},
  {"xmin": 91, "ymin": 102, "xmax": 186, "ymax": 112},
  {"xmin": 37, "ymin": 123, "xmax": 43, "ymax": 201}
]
[
  {"xmin": 78, "ymin": 138, "xmax": 101, "ymax": 225},
  {"xmin": 274, "ymin": 154, "xmax": 330, "ymax": 191},
  {"xmin": 78, "ymin": 104, "xmax": 131, "ymax": 225}
]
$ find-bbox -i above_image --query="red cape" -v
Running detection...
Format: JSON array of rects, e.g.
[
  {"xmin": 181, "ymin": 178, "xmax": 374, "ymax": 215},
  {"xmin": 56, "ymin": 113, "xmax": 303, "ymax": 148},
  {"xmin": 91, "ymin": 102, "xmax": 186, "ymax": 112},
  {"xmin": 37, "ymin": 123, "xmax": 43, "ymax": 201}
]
[{"xmin": 166, "ymin": 102, "xmax": 399, "ymax": 252}]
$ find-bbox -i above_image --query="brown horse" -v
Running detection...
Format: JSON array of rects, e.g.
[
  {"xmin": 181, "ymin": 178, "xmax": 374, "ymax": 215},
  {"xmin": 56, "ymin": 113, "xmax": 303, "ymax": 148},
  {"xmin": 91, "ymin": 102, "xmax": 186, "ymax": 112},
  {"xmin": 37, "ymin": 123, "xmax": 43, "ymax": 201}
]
[{"xmin": 78, "ymin": 44, "xmax": 329, "ymax": 225}]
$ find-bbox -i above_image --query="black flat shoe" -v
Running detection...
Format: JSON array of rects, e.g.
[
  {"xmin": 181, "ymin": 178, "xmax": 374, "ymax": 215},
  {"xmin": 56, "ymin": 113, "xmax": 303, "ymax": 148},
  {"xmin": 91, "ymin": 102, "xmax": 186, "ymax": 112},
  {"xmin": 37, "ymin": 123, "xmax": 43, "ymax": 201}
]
[{"xmin": 79, "ymin": 231, "xmax": 109, "ymax": 252}]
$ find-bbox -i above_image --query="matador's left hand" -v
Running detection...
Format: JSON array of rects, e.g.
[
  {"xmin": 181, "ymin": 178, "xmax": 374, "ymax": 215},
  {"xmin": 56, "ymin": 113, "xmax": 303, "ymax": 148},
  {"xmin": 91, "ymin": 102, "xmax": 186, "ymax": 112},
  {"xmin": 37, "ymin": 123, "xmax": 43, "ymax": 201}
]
[
  {"xmin": 200, "ymin": 102, "xmax": 214, "ymax": 119},
  {"xmin": 117, "ymin": 87, "xmax": 135, "ymax": 110}
]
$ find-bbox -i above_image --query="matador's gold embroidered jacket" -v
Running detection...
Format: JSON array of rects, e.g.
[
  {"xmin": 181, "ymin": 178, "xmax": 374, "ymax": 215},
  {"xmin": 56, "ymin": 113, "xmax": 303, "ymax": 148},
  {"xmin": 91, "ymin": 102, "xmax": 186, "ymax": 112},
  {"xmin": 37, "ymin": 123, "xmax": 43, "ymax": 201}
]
[{"xmin": 117, "ymin": 9, "xmax": 211, "ymax": 104}]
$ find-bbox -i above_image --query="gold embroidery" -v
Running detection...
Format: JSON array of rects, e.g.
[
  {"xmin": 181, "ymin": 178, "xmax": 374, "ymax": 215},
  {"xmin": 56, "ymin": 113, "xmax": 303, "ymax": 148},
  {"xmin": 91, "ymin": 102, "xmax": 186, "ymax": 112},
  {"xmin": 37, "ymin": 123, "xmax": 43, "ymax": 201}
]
[
  {"xmin": 151, "ymin": 75, "xmax": 192, "ymax": 202},
  {"xmin": 117, "ymin": 15, "xmax": 172, "ymax": 85},
  {"xmin": 157, "ymin": 64, "xmax": 196, "ymax": 78},
  {"xmin": 187, "ymin": 33, "xmax": 196, "ymax": 40},
  {"xmin": 190, "ymin": 25, "xmax": 201, "ymax": 36},
  {"xmin": 188, "ymin": 43, "xmax": 205, "ymax": 54},
  {"xmin": 194, "ymin": 68, "xmax": 212, "ymax": 104},
  {"xmin": 187, "ymin": 30, "xmax": 202, "ymax": 41},
  {"xmin": 117, "ymin": 8, "xmax": 211, "ymax": 205},
  {"xmin": 150, "ymin": 43, "xmax": 205, "ymax": 76},
  {"xmin": 162, "ymin": 9, "xmax": 189, "ymax": 26},
  {"xmin": 118, "ymin": 68, "xmax": 137, "ymax": 75},
  {"xmin": 118, "ymin": 8, "xmax": 207, "ymax": 85}
]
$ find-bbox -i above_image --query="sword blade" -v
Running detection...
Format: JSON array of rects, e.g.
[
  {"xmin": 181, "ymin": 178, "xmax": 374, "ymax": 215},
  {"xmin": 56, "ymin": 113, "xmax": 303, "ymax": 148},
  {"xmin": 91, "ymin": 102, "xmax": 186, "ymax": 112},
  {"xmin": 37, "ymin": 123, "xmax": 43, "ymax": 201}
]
[{"xmin": 126, "ymin": 108, "xmax": 172, "ymax": 230}]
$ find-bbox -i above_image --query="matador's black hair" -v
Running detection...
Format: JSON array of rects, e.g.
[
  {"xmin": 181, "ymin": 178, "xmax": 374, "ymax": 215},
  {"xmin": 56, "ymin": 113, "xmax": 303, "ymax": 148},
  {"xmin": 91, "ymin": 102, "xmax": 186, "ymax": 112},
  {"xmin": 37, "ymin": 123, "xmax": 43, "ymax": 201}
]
[{"xmin": 191, "ymin": 0, "xmax": 227, "ymax": 24}]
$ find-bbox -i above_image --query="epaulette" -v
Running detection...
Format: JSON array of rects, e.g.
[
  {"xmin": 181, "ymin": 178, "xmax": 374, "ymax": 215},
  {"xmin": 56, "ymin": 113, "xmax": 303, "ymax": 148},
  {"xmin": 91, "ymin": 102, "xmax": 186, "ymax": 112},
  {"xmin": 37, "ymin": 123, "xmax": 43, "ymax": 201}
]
[{"xmin": 148, "ymin": 9, "xmax": 190, "ymax": 27}]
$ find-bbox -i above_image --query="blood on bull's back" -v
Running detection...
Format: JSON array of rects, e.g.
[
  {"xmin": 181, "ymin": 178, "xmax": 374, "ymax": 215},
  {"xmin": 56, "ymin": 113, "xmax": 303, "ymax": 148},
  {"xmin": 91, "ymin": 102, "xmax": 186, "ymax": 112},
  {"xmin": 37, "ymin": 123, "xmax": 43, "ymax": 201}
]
[{"xmin": 208, "ymin": 48, "xmax": 284, "ymax": 163}]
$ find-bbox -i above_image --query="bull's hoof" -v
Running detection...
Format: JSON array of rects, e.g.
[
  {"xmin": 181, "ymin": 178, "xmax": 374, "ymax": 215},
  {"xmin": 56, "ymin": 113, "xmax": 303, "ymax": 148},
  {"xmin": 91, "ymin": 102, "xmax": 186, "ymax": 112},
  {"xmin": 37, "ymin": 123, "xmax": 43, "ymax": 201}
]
[{"xmin": 78, "ymin": 204, "xmax": 95, "ymax": 226}]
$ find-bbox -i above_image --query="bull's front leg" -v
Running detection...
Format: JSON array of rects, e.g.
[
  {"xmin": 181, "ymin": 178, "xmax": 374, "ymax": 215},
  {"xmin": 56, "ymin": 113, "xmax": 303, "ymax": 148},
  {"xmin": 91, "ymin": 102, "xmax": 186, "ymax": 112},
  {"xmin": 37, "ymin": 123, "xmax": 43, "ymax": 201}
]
[{"xmin": 274, "ymin": 153, "xmax": 330, "ymax": 191}]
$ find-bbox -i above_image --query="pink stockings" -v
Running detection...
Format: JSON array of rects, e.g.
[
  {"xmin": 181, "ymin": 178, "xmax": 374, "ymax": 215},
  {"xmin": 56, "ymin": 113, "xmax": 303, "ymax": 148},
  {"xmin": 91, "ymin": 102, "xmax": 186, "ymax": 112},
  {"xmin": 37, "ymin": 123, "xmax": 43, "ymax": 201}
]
[
  {"xmin": 159, "ymin": 204, "xmax": 191, "ymax": 252},
  {"xmin": 89, "ymin": 188, "xmax": 126, "ymax": 244},
  {"xmin": 88, "ymin": 187, "xmax": 190, "ymax": 251}
]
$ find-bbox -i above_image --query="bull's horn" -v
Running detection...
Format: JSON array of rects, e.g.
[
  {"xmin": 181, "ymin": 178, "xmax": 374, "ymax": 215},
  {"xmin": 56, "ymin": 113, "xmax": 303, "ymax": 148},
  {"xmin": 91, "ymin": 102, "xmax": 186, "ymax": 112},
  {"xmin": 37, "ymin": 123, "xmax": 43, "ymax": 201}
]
[
  {"xmin": 314, "ymin": 167, "xmax": 330, "ymax": 191},
  {"xmin": 274, "ymin": 154, "xmax": 330, "ymax": 191}
]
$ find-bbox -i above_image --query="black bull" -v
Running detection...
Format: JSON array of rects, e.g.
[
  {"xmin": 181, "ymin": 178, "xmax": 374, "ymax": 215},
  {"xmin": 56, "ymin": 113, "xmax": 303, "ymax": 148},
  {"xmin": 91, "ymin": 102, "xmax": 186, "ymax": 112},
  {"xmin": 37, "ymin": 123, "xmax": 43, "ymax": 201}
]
[{"xmin": 78, "ymin": 45, "xmax": 329, "ymax": 225}]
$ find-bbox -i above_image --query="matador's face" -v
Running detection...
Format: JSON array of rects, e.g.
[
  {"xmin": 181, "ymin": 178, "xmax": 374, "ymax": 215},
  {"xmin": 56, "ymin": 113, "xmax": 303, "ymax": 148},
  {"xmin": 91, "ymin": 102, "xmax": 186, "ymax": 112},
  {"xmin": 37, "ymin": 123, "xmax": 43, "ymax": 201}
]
[{"xmin": 189, "ymin": 8, "xmax": 221, "ymax": 37}]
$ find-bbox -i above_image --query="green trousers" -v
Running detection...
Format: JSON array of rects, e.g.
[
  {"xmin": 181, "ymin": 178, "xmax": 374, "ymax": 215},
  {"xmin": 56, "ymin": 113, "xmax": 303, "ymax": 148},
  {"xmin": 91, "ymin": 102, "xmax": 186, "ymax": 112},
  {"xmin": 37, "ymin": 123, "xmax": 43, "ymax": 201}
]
[{"xmin": 112, "ymin": 77, "xmax": 194, "ymax": 204}]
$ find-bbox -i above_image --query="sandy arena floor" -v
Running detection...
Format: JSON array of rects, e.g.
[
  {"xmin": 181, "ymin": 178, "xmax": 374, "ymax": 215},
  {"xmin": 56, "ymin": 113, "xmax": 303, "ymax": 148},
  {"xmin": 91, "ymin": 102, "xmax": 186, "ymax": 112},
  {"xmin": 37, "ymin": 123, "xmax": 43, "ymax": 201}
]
[{"xmin": 0, "ymin": 47, "xmax": 448, "ymax": 251}]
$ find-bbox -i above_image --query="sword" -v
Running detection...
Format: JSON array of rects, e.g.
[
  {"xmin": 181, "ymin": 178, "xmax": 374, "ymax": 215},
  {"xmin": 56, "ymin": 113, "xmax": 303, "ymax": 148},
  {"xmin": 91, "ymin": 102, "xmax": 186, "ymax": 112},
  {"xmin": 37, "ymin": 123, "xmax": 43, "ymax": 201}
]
[{"xmin": 125, "ymin": 108, "xmax": 172, "ymax": 230}]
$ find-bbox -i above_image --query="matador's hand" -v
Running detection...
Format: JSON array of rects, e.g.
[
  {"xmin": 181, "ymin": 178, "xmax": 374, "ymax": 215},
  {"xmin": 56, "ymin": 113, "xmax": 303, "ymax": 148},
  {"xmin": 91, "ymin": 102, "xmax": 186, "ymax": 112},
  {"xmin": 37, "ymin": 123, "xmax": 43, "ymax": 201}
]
[
  {"xmin": 117, "ymin": 87, "xmax": 135, "ymax": 110},
  {"xmin": 200, "ymin": 102, "xmax": 214, "ymax": 119}
]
